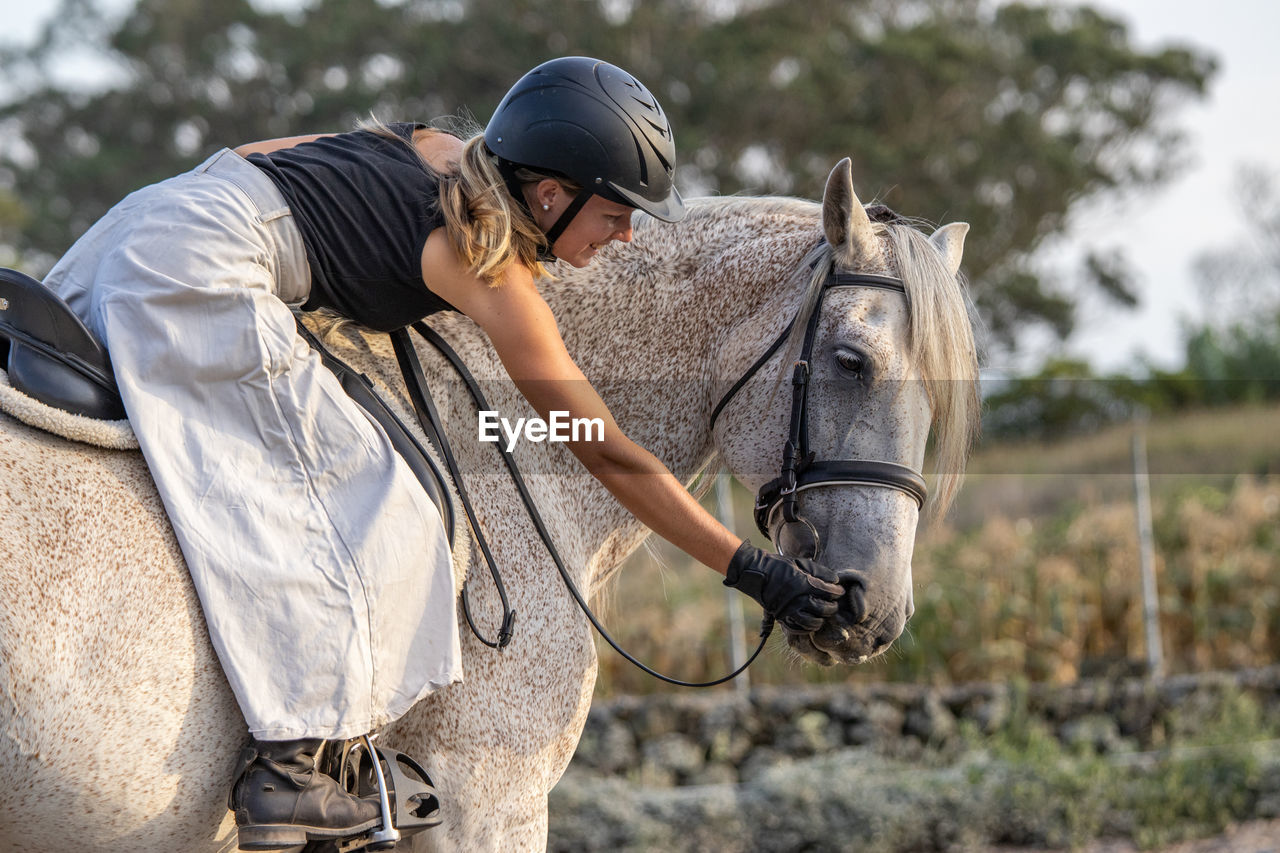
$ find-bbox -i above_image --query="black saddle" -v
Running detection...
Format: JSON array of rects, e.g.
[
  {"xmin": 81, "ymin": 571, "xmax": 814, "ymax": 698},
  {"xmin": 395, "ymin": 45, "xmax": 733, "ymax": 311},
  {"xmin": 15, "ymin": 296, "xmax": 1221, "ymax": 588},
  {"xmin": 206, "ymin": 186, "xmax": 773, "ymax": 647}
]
[
  {"xmin": 0, "ymin": 266, "xmax": 453, "ymax": 536},
  {"xmin": 0, "ymin": 267, "xmax": 125, "ymax": 419}
]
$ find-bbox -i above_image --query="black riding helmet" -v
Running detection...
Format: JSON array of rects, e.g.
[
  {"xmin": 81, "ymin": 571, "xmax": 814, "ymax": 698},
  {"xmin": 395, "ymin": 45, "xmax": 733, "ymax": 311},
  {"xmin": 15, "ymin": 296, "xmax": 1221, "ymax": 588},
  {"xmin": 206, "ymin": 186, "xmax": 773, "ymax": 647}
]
[{"xmin": 485, "ymin": 56, "xmax": 685, "ymax": 255}]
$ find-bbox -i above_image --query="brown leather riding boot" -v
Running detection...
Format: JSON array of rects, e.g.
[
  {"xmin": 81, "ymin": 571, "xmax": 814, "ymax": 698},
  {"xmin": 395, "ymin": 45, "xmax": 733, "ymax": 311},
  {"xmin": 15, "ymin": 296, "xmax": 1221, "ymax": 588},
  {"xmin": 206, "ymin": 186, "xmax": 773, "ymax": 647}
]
[{"xmin": 229, "ymin": 738, "xmax": 382, "ymax": 851}]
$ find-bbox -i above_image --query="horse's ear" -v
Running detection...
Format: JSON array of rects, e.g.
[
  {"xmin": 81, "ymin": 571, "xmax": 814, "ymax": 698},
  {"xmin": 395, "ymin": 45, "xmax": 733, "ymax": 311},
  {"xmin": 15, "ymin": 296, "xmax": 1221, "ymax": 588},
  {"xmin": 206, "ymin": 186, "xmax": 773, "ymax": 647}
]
[
  {"xmin": 929, "ymin": 222, "xmax": 969, "ymax": 277},
  {"xmin": 823, "ymin": 158, "xmax": 883, "ymax": 267}
]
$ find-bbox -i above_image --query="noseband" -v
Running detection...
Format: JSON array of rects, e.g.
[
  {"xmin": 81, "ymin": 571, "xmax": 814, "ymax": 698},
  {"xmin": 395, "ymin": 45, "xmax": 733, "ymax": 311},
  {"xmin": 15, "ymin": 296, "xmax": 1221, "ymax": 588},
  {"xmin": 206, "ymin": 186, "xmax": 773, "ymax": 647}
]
[{"xmin": 709, "ymin": 268, "xmax": 928, "ymax": 559}]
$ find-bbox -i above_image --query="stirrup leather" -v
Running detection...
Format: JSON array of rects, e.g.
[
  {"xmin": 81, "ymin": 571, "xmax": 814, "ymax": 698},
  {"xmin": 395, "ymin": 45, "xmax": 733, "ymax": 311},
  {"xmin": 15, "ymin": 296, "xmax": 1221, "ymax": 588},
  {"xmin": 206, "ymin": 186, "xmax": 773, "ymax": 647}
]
[{"xmin": 324, "ymin": 735, "xmax": 442, "ymax": 853}]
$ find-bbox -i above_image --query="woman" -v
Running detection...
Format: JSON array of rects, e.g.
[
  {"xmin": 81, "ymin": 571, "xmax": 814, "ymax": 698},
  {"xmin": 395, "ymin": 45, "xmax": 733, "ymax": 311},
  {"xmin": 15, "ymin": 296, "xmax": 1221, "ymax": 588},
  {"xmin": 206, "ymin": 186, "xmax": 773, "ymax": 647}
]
[{"xmin": 44, "ymin": 57, "xmax": 844, "ymax": 849}]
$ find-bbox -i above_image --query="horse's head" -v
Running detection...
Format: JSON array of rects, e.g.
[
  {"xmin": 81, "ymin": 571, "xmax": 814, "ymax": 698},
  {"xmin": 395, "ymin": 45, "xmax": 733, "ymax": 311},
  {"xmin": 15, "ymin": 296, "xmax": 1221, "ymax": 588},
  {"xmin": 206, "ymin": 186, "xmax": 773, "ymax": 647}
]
[{"xmin": 713, "ymin": 159, "xmax": 980, "ymax": 665}]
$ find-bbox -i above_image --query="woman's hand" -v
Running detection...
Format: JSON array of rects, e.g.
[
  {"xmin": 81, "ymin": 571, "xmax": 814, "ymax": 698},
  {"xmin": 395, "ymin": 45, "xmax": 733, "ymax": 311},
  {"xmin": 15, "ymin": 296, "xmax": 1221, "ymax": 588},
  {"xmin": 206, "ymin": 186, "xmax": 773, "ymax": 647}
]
[{"xmin": 722, "ymin": 541, "xmax": 845, "ymax": 633}]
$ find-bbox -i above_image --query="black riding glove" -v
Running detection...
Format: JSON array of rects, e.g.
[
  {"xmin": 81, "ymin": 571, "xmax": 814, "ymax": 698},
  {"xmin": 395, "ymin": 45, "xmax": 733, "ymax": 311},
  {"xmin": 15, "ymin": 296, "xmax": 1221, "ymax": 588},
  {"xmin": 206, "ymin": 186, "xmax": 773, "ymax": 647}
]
[{"xmin": 723, "ymin": 541, "xmax": 844, "ymax": 633}]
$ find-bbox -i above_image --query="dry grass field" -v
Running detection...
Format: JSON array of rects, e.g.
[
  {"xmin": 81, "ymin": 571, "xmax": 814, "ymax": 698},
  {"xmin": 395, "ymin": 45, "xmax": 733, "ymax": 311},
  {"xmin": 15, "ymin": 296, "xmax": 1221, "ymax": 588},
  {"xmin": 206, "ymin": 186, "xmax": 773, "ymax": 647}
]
[{"xmin": 591, "ymin": 402, "xmax": 1280, "ymax": 696}]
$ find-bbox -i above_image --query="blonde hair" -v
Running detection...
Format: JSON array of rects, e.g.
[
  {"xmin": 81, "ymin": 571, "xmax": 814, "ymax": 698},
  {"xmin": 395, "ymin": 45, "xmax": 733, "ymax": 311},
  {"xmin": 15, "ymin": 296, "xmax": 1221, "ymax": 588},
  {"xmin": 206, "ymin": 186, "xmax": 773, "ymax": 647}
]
[
  {"xmin": 885, "ymin": 222, "xmax": 981, "ymax": 519},
  {"xmin": 436, "ymin": 135, "xmax": 564, "ymax": 285}
]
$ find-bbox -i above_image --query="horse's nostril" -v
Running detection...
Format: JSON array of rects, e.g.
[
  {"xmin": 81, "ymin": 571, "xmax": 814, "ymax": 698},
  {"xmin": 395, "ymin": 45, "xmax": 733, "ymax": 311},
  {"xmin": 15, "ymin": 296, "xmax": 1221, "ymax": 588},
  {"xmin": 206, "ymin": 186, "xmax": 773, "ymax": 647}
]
[
  {"xmin": 837, "ymin": 571, "xmax": 870, "ymax": 621},
  {"xmin": 838, "ymin": 569, "xmax": 867, "ymax": 591},
  {"xmin": 842, "ymin": 586, "xmax": 868, "ymax": 624}
]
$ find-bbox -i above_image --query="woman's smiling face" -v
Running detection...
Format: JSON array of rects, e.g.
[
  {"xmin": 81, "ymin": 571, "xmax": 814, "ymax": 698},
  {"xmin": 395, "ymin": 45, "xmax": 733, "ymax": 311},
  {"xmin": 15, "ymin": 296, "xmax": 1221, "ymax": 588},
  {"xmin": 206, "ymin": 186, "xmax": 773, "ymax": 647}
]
[{"xmin": 530, "ymin": 181, "xmax": 636, "ymax": 267}]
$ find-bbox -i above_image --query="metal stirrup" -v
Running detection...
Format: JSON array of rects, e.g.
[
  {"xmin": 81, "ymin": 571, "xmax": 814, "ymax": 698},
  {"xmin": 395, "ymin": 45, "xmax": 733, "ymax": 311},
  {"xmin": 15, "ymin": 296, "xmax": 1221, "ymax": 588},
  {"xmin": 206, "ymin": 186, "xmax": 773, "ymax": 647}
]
[{"xmin": 363, "ymin": 734, "xmax": 400, "ymax": 850}]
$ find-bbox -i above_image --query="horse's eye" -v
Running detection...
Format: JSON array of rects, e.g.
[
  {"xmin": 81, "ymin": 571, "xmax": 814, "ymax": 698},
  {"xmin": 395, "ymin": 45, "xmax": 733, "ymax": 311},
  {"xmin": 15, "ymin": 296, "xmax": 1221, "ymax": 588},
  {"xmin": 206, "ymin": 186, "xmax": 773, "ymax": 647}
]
[{"xmin": 835, "ymin": 349, "xmax": 865, "ymax": 377}]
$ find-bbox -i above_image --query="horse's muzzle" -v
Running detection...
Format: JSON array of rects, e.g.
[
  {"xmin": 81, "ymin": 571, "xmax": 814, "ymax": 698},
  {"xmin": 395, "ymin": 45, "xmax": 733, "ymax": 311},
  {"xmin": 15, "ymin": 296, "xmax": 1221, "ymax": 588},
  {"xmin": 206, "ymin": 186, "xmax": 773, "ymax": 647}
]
[{"xmin": 786, "ymin": 569, "xmax": 912, "ymax": 665}]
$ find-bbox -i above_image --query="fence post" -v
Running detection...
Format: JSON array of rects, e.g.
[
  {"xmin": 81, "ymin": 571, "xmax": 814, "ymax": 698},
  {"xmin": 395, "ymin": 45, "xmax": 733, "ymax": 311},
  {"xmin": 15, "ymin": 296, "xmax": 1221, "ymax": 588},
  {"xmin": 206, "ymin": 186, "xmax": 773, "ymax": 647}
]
[
  {"xmin": 716, "ymin": 476, "xmax": 750, "ymax": 694},
  {"xmin": 1132, "ymin": 412, "xmax": 1164, "ymax": 680}
]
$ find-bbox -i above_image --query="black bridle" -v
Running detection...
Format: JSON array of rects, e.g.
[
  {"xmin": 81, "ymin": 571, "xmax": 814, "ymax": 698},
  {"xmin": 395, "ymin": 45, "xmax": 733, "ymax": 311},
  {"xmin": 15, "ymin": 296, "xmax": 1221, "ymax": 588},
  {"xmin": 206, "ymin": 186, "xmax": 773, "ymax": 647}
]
[{"xmin": 709, "ymin": 268, "xmax": 928, "ymax": 560}]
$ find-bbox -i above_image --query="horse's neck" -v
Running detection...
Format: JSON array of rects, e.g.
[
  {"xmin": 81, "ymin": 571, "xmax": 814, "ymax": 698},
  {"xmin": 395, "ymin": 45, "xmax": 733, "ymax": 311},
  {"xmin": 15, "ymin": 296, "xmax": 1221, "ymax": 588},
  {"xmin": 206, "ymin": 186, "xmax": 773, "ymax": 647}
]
[
  {"xmin": 532, "ymin": 205, "xmax": 820, "ymax": 560},
  {"xmin": 540, "ymin": 282, "xmax": 710, "ymax": 475},
  {"xmin": 543, "ymin": 210, "xmax": 807, "ymax": 476}
]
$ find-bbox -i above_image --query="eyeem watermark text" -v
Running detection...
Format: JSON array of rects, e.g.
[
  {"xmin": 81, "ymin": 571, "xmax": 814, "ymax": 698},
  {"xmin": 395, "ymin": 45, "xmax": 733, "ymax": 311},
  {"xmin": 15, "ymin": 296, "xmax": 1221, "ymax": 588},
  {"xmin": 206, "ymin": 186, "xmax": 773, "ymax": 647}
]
[{"xmin": 478, "ymin": 410, "xmax": 604, "ymax": 452}]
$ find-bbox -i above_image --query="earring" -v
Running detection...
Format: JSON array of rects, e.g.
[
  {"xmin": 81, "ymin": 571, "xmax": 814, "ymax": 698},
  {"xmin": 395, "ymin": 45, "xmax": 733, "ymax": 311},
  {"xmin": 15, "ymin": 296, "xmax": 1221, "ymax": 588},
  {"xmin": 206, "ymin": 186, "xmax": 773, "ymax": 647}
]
[{"xmin": 542, "ymin": 204, "xmax": 550, "ymax": 211}]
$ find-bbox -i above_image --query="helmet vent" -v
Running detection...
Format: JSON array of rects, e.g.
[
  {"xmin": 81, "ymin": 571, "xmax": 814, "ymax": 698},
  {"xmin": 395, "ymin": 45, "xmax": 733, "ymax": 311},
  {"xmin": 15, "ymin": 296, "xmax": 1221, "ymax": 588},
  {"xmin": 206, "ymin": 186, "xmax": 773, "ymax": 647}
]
[{"xmin": 632, "ymin": 138, "xmax": 649, "ymax": 186}]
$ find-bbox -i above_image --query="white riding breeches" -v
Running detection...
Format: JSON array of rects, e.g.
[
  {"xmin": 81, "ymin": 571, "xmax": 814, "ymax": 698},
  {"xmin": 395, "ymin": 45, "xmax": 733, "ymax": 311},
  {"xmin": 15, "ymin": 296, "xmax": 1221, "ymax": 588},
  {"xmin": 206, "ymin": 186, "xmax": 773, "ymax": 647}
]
[{"xmin": 44, "ymin": 148, "xmax": 462, "ymax": 740}]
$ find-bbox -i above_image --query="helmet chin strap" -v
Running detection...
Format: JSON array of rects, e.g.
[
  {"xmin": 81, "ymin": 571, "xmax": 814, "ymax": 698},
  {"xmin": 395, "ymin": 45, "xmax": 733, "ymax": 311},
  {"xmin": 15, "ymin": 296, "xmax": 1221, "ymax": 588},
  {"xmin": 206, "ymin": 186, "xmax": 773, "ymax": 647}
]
[
  {"xmin": 539, "ymin": 188, "xmax": 593, "ymax": 256},
  {"xmin": 492, "ymin": 154, "xmax": 595, "ymax": 263}
]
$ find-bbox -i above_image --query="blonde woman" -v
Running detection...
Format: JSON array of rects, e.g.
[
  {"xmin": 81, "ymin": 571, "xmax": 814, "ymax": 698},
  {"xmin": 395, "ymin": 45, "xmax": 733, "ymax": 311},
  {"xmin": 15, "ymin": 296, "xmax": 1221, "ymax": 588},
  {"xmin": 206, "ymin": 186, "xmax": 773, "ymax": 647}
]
[{"xmin": 43, "ymin": 57, "xmax": 844, "ymax": 849}]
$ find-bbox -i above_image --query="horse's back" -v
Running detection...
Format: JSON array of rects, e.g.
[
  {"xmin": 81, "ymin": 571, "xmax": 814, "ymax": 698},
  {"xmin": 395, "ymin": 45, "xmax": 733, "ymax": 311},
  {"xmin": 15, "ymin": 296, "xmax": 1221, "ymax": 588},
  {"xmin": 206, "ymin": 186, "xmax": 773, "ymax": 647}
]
[{"xmin": 0, "ymin": 413, "xmax": 239, "ymax": 851}]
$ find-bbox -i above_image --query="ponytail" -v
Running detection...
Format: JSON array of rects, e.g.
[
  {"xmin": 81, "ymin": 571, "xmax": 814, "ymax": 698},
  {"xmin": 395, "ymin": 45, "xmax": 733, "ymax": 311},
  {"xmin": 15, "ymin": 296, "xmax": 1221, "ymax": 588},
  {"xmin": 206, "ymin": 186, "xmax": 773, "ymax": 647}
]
[{"xmin": 436, "ymin": 135, "xmax": 555, "ymax": 285}]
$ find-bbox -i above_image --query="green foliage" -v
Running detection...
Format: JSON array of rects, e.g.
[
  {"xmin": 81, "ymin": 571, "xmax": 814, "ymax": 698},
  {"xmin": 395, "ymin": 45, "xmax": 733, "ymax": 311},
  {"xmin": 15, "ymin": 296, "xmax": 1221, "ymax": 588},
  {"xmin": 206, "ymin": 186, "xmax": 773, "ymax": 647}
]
[
  {"xmin": 982, "ymin": 307, "xmax": 1280, "ymax": 441},
  {"xmin": 0, "ymin": 0, "xmax": 1213, "ymax": 349},
  {"xmin": 969, "ymin": 693, "xmax": 1270, "ymax": 850},
  {"xmin": 982, "ymin": 356, "xmax": 1131, "ymax": 440},
  {"xmin": 1183, "ymin": 318, "xmax": 1280, "ymax": 406},
  {"xmin": 553, "ymin": 680, "xmax": 1280, "ymax": 850},
  {"xmin": 1129, "ymin": 750, "xmax": 1260, "ymax": 848}
]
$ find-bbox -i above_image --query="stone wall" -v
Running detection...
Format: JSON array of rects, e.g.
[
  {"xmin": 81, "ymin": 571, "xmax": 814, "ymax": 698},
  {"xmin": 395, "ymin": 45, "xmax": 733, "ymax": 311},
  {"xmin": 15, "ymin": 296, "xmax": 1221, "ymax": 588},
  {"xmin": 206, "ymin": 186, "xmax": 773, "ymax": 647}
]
[
  {"xmin": 548, "ymin": 667, "xmax": 1280, "ymax": 851},
  {"xmin": 568, "ymin": 666, "xmax": 1280, "ymax": 786}
]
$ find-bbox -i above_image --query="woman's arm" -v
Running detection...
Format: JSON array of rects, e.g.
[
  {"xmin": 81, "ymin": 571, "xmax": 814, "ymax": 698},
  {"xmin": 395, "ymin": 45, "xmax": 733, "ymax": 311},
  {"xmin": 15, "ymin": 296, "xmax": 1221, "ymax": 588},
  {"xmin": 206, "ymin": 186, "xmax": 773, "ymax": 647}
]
[
  {"xmin": 422, "ymin": 232, "xmax": 741, "ymax": 573},
  {"xmin": 422, "ymin": 234, "xmax": 845, "ymax": 630},
  {"xmin": 235, "ymin": 129, "xmax": 460, "ymax": 166},
  {"xmin": 233, "ymin": 134, "xmax": 336, "ymax": 158}
]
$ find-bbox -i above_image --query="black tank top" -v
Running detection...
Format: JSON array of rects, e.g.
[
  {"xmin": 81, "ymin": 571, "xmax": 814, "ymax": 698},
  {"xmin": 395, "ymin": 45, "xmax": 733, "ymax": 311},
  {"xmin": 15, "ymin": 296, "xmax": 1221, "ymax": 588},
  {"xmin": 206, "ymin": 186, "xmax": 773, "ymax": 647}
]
[{"xmin": 248, "ymin": 123, "xmax": 457, "ymax": 331}]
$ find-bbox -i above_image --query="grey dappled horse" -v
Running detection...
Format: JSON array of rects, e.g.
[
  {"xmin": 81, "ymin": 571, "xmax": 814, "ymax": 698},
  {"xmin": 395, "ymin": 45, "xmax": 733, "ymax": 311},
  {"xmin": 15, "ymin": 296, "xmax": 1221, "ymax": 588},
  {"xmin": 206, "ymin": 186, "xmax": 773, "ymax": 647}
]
[{"xmin": 0, "ymin": 160, "xmax": 979, "ymax": 851}]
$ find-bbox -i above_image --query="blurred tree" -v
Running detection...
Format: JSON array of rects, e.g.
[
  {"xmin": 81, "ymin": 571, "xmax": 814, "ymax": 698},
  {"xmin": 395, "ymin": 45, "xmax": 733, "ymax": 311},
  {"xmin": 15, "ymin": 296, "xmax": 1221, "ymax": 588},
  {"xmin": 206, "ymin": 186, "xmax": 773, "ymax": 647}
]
[
  {"xmin": 0, "ymin": 0, "xmax": 1213, "ymax": 351},
  {"xmin": 1180, "ymin": 322, "xmax": 1280, "ymax": 406},
  {"xmin": 0, "ymin": 188, "xmax": 25, "ymax": 267},
  {"xmin": 1192, "ymin": 163, "xmax": 1280, "ymax": 330},
  {"xmin": 981, "ymin": 356, "xmax": 1131, "ymax": 439},
  {"xmin": 980, "ymin": 325, "xmax": 1280, "ymax": 441}
]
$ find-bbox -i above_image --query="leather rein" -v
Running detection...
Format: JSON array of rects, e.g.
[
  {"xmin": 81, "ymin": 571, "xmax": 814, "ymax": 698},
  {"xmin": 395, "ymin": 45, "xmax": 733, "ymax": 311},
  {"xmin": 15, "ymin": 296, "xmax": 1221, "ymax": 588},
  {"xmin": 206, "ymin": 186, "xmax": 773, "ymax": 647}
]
[
  {"xmin": 393, "ymin": 323, "xmax": 770, "ymax": 687},
  {"xmin": 390, "ymin": 265, "xmax": 927, "ymax": 687}
]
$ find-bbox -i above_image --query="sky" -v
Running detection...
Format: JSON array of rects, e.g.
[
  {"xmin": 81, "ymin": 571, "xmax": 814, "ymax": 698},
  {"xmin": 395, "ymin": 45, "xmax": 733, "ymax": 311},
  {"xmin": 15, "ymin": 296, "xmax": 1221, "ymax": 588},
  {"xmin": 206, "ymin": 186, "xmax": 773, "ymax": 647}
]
[
  {"xmin": 1036, "ymin": 0, "xmax": 1280, "ymax": 373},
  {"xmin": 3, "ymin": 0, "xmax": 1277, "ymax": 375}
]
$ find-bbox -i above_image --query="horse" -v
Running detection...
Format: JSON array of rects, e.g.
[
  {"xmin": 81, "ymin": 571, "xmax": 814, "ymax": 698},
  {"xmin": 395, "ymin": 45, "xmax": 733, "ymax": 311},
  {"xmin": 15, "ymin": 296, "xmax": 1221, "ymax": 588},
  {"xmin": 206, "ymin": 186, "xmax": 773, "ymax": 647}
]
[{"xmin": 0, "ymin": 159, "xmax": 979, "ymax": 852}]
